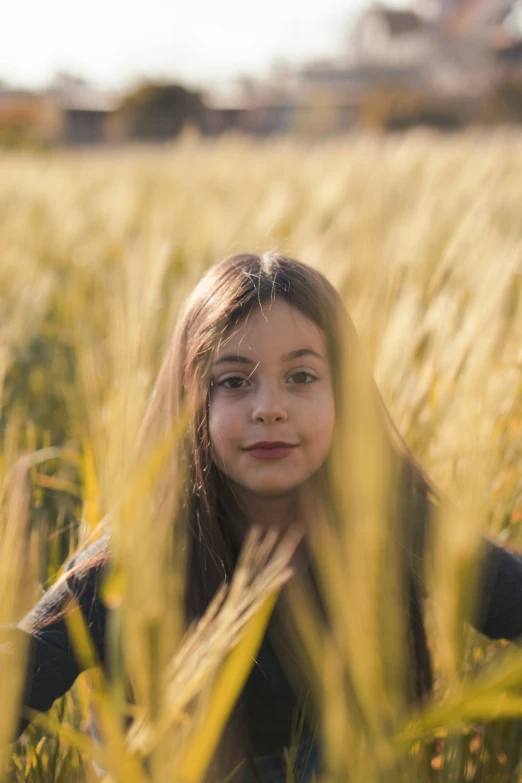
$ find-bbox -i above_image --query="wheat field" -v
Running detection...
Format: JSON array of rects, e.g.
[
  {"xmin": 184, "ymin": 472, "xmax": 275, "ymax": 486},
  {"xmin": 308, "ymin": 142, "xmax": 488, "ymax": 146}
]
[{"xmin": 2, "ymin": 129, "xmax": 522, "ymax": 782}]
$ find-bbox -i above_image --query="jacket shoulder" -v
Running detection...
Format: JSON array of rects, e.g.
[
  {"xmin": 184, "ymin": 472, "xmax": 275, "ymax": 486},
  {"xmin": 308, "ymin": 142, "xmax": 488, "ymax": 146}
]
[{"xmin": 475, "ymin": 537, "xmax": 522, "ymax": 640}]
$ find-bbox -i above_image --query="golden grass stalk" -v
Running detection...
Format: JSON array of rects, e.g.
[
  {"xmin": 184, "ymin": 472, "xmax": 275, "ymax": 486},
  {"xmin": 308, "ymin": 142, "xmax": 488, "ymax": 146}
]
[{"xmin": 0, "ymin": 419, "xmax": 38, "ymax": 773}]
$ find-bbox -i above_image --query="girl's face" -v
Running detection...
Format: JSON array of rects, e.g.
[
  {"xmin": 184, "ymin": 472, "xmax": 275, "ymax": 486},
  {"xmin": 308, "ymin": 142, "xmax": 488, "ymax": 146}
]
[{"xmin": 208, "ymin": 298, "xmax": 335, "ymax": 498}]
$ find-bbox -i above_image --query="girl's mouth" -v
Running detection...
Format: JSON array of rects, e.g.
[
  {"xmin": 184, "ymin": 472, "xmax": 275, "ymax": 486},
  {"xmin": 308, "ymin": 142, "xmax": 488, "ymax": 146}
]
[{"xmin": 245, "ymin": 444, "xmax": 298, "ymax": 460}]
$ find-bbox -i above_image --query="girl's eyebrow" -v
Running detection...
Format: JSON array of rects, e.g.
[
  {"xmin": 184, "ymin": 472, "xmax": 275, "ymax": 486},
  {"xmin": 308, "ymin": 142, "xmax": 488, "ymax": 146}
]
[{"xmin": 214, "ymin": 348, "xmax": 325, "ymax": 366}]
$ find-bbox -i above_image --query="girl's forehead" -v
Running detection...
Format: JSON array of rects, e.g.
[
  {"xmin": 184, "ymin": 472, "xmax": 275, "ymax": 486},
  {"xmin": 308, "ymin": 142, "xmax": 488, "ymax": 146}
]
[{"xmin": 215, "ymin": 299, "xmax": 327, "ymax": 360}]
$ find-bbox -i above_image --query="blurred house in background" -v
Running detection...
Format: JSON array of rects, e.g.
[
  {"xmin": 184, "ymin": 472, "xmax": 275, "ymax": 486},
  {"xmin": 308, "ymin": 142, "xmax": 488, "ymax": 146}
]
[
  {"xmin": 421, "ymin": 0, "xmax": 522, "ymax": 71},
  {"xmin": 205, "ymin": 0, "xmax": 522, "ymax": 135},
  {"xmin": 204, "ymin": 77, "xmax": 299, "ymax": 135},
  {"xmin": 353, "ymin": 5, "xmax": 434, "ymax": 66},
  {"xmin": 0, "ymin": 73, "xmax": 118, "ymax": 147},
  {"xmin": 44, "ymin": 74, "xmax": 119, "ymax": 144},
  {"xmin": 351, "ymin": 3, "xmax": 495, "ymax": 98},
  {"xmin": 431, "ymin": 0, "xmax": 516, "ymax": 37}
]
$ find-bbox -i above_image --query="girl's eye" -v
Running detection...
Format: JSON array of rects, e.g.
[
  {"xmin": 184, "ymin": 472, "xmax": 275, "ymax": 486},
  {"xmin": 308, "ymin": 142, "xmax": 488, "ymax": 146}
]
[
  {"xmin": 218, "ymin": 376, "xmax": 249, "ymax": 390},
  {"xmin": 288, "ymin": 371, "xmax": 317, "ymax": 385}
]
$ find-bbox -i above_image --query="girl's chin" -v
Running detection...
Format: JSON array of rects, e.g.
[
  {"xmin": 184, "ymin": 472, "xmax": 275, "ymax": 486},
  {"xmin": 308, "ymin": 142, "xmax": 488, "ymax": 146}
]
[{"xmin": 241, "ymin": 481, "xmax": 302, "ymax": 497}]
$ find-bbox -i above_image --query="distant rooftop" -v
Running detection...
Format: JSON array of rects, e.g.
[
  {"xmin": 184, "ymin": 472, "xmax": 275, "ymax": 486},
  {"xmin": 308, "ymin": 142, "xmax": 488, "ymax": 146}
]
[{"xmin": 366, "ymin": 4, "xmax": 429, "ymax": 35}]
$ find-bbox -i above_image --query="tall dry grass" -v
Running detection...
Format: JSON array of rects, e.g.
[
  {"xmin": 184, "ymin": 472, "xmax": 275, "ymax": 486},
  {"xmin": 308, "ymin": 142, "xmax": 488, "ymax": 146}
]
[{"xmin": 2, "ymin": 129, "xmax": 522, "ymax": 781}]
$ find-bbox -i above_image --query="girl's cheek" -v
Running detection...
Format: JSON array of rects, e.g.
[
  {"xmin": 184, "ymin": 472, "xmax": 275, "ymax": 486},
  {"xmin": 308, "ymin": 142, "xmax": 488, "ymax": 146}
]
[{"xmin": 208, "ymin": 406, "xmax": 241, "ymax": 448}]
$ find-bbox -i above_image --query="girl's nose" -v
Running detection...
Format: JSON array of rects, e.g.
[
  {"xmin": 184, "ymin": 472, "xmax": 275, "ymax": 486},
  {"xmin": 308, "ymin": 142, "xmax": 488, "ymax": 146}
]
[{"xmin": 251, "ymin": 385, "xmax": 288, "ymax": 424}]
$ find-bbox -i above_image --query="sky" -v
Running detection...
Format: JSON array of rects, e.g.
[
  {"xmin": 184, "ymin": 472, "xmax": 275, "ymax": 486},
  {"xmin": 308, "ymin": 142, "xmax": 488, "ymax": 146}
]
[{"xmin": 1, "ymin": 0, "xmax": 410, "ymax": 93}]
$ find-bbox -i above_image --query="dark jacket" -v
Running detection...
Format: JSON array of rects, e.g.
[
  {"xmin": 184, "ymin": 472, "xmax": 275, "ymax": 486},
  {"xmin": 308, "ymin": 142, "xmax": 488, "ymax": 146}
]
[{"xmin": 2, "ymin": 534, "xmax": 522, "ymax": 756}]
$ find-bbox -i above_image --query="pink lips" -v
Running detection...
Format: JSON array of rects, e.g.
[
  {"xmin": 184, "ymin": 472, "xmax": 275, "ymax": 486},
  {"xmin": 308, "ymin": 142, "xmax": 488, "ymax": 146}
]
[{"xmin": 245, "ymin": 442, "xmax": 298, "ymax": 460}]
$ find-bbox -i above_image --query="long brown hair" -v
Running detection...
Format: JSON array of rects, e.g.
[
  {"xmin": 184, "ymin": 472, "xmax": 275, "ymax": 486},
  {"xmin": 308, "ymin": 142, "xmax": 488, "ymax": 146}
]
[{"xmin": 73, "ymin": 252, "xmax": 437, "ymax": 780}]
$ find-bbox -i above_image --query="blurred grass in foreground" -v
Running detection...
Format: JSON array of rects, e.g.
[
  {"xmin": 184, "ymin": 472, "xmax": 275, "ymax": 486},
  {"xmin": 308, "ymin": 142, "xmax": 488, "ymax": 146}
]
[{"xmin": 2, "ymin": 130, "xmax": 522, "ymax": 781}]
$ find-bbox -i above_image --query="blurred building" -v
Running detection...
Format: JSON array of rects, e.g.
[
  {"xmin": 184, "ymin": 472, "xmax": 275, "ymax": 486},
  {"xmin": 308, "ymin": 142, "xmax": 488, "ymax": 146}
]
[
  {"xmin": 353, "ymin": 5, "xmax": 433, "ymax": 66},
  {"xmin": 350, "ymin": 1, "xmax": 522, "ymax": 96},
  {"xmin": 0, "ymin": 73, "xmax": 118, "ymax": 146},
  {"xmin": 418, "ymin": 0, "xmax": 522, "ymax": 66},
  {"xmin": 44, "ymin": 73, "xmax": 119, "ymax": 144},
  {"xmin": 426, "ymin": 0, "xmax": 517, "ymax": 36},
  {"xmin": 204, "ymin": 78, "xmax": 297, "ymax": 135},
  {"xmin": 204, "ymin": 0, "xmax": 522, "ymax": 135}
]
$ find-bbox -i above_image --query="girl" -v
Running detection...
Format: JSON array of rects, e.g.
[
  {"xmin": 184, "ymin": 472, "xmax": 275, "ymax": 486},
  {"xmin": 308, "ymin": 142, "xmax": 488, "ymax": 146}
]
[{"xmin": 3, "ymin": 252, "xmax": 522, "ymax": 782}]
